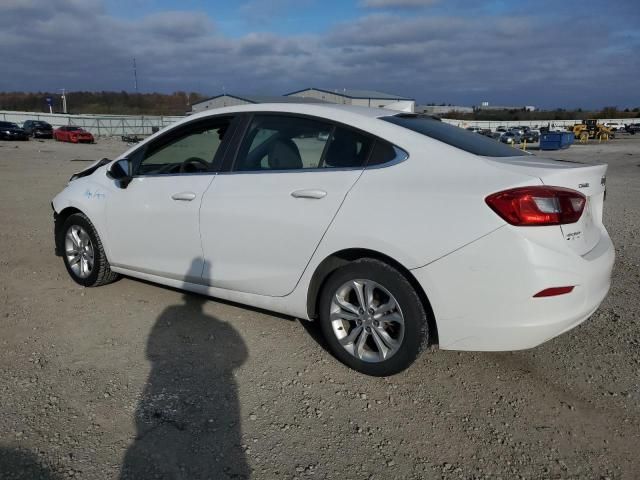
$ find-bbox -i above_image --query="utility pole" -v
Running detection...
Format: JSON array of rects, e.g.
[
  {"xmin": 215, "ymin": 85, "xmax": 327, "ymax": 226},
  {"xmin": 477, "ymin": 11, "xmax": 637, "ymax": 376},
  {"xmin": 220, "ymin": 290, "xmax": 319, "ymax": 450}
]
[
  {"xmin": 60, "ymin": 88, "xmax": 68, "ymax": 114},
  {"xmin": 133, "ymin": 57, "xmax": 138, "ymax": 93}
]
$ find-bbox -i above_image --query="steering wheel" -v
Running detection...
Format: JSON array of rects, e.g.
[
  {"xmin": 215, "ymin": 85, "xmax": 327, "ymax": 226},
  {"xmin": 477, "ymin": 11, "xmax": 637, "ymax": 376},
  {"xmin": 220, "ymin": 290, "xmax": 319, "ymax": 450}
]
[{"xmin": 179, "ymin": 157, "xmax": 210, "ymax": 174}]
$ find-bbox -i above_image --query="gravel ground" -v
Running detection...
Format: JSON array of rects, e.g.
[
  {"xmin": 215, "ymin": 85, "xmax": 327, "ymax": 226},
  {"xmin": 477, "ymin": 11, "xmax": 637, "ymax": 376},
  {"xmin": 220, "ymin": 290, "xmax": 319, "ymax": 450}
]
[{"xmin": 0, "ymin": 134, "xmax": 638, "ymax": 479}]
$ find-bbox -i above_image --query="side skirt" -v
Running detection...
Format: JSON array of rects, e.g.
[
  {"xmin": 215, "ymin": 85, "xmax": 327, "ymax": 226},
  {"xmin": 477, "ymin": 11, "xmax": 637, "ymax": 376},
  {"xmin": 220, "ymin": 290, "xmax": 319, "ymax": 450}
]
[{"xmin": 109, "ymin": 266, "xmax": 309, "ymax": 320}]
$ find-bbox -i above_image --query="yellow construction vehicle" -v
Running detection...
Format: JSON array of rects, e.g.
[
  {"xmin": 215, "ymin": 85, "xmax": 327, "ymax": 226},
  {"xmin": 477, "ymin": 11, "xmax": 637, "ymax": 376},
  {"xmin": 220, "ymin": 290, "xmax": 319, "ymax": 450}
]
[{"xmin": 570, "ymin": 119, "xmax": 614, "ymax": 141}]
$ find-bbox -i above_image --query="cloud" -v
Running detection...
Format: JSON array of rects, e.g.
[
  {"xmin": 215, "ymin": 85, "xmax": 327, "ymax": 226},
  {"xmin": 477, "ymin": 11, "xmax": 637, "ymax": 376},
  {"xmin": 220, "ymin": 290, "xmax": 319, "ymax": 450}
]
[{"xmin": 0, "ymin": 0, "xmax": 638, "ymax": 108}]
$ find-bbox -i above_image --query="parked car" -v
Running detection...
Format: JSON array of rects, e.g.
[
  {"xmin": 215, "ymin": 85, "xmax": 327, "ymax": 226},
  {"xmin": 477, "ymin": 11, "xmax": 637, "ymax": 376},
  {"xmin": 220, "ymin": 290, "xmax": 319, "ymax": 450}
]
[
  {"xmin": 521, "ymin": 130, "xmax": 540, "ymax": 143},
  {"xmin": 603, "ymin": 122, "xmax": 621, "ymax": 131},
  {"xmin": 23, "ymin": 120, "xmax": 53, "ymax": 138},
  {"xmin": 52, "ymin": 104, "xmax": 614, "ymax": 375},
  {"xmin": 500, "ymin": 131, "xmax": 521, "ymax": 144},
  {"xmin": 54, "ymin": 126, "xmax": 94, "ymax": 143},
  {"xmin": 509, "ymin": 126, "xmax": 527, "ymax": 136},
  {"xmin": 624, "ymin": 123, "xmax": 640, "ymax": 135},
  {"xmin": 0, "ymin": 121, "xmax": 29, "ymax": 140}
]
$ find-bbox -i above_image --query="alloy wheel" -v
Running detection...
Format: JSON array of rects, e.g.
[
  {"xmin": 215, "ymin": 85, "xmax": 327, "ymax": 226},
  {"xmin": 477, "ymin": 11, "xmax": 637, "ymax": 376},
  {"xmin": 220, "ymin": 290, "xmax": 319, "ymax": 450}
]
[
  {"xmin": 64, "ymin": 225, "xmax": 95, "ymax": 278},
  {"xmin": 329, "ymin": 279, "xmax": 405, "ymax": 363}
]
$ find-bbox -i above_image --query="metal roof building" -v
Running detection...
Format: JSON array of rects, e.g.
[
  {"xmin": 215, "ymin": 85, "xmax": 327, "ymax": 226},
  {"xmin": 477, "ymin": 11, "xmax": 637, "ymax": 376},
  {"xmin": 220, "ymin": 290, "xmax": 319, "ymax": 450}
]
[
  {"xmin": 190, "ymin": 94, "xmax": 326, "ymax": 114},
  {"xmin": 285, "ymin": 87, "xmax": 415, "ymax": 112}
]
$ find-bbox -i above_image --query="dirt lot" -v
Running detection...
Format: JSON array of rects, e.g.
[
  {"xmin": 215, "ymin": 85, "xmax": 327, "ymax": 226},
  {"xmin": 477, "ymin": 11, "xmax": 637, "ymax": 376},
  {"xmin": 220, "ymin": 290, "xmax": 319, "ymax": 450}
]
[{"xmin": 1, "ymin": 134, "xmax": 639, "ymax": 479}]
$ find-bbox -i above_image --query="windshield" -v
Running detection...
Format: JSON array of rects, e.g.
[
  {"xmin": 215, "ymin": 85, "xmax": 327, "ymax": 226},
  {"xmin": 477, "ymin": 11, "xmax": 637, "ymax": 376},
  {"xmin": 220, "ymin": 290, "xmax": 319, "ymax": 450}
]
[
  {"xmin": 67, "ymin": 127, "xmax": 82, "ymax": 131},
  {"xmin": 382, "ymin": 115, "xmax": 526, "ymax": 157},
  {"xmin": 34, "ymin": 121, "xmax": 51, "ymax": 127}
]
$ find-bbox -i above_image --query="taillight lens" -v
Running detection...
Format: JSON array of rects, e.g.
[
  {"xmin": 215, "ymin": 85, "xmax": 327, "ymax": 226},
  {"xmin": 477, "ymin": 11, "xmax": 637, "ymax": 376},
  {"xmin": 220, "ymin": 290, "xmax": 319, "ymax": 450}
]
[
  {"xmin": 485, "ymin": 186, "xmax": 586, "ymax": 226},
  {"xmin": 533, "ymin": 286, "xmax": 574, "ymax": 297}
]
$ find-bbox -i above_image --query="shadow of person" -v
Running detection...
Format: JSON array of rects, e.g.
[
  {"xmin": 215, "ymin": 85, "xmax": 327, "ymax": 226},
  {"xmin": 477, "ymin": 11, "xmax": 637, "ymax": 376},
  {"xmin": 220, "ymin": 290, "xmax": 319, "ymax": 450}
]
[
  {"xmin": 0, "ymin": 447, "xmax": 60, "ymax": 480},
  {"xmin": 120, "ymin": 260, "xmax": 250, "ymax": 479}
]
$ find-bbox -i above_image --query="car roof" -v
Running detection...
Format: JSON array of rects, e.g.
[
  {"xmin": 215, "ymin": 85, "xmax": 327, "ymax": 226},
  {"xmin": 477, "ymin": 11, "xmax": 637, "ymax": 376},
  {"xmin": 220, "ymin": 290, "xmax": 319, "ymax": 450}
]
[{"xmin": 185, "ymin": 103, "xmax": 394, "ymax": 124}]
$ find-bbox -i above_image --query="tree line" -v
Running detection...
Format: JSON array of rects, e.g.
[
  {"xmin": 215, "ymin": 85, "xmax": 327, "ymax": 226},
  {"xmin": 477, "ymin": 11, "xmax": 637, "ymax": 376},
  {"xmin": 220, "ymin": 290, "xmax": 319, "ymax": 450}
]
[
  {"xmin": 445, "ymin": 106, "xmax": 640, "ymax": 121},
  {"xmin": 1, "ymin": 91, "xmax": 638, "ymax": 120},
  {"xmin": 0, "ymin": 91, "xmax": 207, "ymax": 116}
]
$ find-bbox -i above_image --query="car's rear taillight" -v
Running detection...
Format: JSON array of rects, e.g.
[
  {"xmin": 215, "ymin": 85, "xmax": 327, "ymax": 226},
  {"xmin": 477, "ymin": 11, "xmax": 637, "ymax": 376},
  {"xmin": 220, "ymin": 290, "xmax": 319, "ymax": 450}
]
[{"xmin": 485, "ymin": 186, "xmax": 586, "ymax": 226}]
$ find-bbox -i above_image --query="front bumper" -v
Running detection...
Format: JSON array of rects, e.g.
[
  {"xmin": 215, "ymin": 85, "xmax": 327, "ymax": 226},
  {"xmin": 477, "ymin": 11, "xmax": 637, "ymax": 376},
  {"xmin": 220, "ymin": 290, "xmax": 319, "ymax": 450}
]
[
  {"xmin": 2, "ymin": 132, "xmax": 29, "ymax": 140},
  {"xmin": 412, "ymin": 225, "xmax": 615, "ymax": 351},
  {"xmin": 53, "ymin": 207, "xmax": 63, "ymax": 256}
]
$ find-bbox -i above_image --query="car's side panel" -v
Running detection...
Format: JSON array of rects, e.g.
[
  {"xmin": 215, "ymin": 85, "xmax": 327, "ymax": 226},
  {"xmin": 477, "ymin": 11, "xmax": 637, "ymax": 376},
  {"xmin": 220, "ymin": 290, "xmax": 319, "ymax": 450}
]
[
  {"xmin": 52, "ymin": 173, "xmax": 114, "ymax": 259},
  {"xmin": 306, "ymin": 142, "xmax": 539, "ymax": 271},
  {"xmin": 200, "ymin": 169, "xmax": 364, "ymax": 297},
  {"xmin": 260, "ymin": 138, "xmax": 542, "ymax": 320},
  {"xmin": 105, "ymin": 174, "xmax": 216, "ymax": 281}
]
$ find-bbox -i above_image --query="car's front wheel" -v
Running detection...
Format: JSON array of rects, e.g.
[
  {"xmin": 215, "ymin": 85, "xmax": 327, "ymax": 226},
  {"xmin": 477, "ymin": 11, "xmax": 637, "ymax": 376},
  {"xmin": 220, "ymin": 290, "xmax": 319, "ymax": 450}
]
[
  {"xmin": 61, "ymin": 213, "xmax": 120, "ymax": 287},
  {"xmin": 319, "ymin": 259, "xmax": 430, "ymax": 376}
]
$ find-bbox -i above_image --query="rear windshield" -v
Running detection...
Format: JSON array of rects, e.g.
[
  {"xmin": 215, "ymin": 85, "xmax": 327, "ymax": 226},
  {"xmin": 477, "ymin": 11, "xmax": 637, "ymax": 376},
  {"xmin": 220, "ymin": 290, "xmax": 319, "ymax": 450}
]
[{"xmin": 382, "ymin": 115, "xmax": 526, "ymax": 157}]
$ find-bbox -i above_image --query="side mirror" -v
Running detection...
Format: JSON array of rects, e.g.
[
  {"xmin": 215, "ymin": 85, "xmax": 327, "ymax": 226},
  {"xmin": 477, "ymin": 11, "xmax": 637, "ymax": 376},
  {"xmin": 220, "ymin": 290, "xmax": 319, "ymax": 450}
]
[{"xmin": 107, "ymin": 158, "xmax": 132, "ymax": 188}]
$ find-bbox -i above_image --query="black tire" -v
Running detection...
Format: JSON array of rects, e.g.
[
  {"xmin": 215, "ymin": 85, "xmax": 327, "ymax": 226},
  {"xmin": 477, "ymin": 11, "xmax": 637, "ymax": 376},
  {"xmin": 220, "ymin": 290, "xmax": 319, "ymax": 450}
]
[
  {"xmin": 318, "ymin": 258, "xmax": 430, "ymax": 376},
  {"xmin": 60, "ymin": 213, "xmax": 120, "ymax": 287}
]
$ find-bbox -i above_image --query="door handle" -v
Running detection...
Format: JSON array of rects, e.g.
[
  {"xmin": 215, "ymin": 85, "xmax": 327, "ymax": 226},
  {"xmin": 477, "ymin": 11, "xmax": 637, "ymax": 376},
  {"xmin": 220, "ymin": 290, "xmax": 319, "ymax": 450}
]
[
  {"xmin": 171, "ymin": 191, "xmax": 197, "ymax": 201},
  {"xmin": 291, "ymin": 189, "xmax": 327, "ymax": 199}
]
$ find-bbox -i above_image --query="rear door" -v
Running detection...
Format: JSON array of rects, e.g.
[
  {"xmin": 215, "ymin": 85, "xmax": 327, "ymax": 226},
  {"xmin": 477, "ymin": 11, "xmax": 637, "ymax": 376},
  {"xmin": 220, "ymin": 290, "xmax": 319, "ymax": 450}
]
[{"xmin": 199, "ymin": 113, "xmax": 374, "ymax": 296}]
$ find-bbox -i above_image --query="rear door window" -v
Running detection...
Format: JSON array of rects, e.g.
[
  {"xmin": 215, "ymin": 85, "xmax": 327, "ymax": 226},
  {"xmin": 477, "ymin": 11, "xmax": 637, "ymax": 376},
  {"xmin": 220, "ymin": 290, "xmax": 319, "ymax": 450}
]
[
  {"xmin": 233, "ymin": 115, "xmax": 378, "ymax": 172},
  {"xmin": 234, "ymin": 115, "xmax": 333, "ymax": 171}
]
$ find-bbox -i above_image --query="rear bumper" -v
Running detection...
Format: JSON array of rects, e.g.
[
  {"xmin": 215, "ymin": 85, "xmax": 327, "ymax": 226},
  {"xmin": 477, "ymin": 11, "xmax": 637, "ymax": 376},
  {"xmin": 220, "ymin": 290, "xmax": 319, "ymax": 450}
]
[{"xmin": 412, "ymin": 225, "xmax": 614, "ymax": 351}]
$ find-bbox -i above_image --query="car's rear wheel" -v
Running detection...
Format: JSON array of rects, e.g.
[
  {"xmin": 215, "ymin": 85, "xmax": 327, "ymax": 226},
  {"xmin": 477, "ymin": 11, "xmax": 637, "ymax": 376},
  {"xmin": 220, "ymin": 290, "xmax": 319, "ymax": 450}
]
[
  {"xmin": 318, "ymin": 259, "xmax": 430, "ymax": 376},
  {"xmin": 61, "ymin": 213, "xmax": 120, "ymax": 287}
]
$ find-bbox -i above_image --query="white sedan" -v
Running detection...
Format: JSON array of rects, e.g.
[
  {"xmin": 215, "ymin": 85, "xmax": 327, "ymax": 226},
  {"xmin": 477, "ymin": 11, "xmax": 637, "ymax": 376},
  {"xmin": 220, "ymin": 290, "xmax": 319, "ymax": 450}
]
[{"xmin": 52, "ymin": 104, "xmax": 614, "ymax": 376}]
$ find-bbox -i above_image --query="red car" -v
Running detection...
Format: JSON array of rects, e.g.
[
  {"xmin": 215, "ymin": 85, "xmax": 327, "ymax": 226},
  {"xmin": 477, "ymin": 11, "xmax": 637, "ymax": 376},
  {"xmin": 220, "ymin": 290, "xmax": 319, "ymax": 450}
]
[{"xmin": 54, "ymin": 126, "xmax": 95, "ymax": 143}]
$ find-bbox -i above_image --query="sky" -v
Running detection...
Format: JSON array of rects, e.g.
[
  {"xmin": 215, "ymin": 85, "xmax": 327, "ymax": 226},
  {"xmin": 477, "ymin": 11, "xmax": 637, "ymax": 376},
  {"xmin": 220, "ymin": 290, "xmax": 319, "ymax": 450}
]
[{"xmin": 1, "ymin": 0, "xmax": 638, "ymax": 109}]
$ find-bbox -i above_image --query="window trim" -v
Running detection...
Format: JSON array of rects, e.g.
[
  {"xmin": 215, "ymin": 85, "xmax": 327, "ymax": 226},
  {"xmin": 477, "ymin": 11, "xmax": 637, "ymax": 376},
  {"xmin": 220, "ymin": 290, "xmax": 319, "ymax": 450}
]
[
  {"xmin": 129, "ymin": 115, "xmax": 239, "ymax": 178},
  {"xmin": 365, "ymin": 142, "xmax": 409, "ymax": 170}
]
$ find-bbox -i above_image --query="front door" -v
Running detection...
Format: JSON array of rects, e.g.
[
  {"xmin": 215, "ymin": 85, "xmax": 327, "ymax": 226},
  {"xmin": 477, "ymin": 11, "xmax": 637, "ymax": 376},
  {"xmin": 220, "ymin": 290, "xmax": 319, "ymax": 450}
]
[
  {"xmin": 200, "ymin": 114, "xmax": 374, "ymax": 296},
  {"xmin": 106, "ymin": 116, "xmax": 234, "ymax": 282}
]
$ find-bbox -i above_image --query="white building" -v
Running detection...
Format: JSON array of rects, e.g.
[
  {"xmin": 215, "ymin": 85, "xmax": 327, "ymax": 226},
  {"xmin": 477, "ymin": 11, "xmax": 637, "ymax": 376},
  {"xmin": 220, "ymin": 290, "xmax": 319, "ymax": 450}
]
[
  {"xmin": 190, "ymin": 94, "xmax": 325, "ymax": 114},
  {"xmin": 285, "ymin": 88, "xmax": 415, "ymax": 112}
]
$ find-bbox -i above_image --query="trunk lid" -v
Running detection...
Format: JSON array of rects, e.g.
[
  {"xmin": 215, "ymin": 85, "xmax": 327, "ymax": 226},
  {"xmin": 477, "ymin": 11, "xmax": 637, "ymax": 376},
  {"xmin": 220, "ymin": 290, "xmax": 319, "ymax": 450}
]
[{"xmin": 484, "ymin": 156, "xmax": 607, "ymax": 256}]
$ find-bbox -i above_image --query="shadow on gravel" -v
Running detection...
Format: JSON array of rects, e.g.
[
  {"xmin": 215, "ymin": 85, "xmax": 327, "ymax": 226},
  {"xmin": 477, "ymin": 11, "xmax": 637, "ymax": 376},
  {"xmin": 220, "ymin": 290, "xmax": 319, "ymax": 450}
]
[
  {"xmin": 299, "ymin": 317, "xmax": 331, "ymax": 355},
  {"xmin": 0, "ymin": 447, "xmax": 59, "ymax": 480},
  {"xmin": 120, "ymin": 260, "xmax": 250, "ymax": 479}
]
